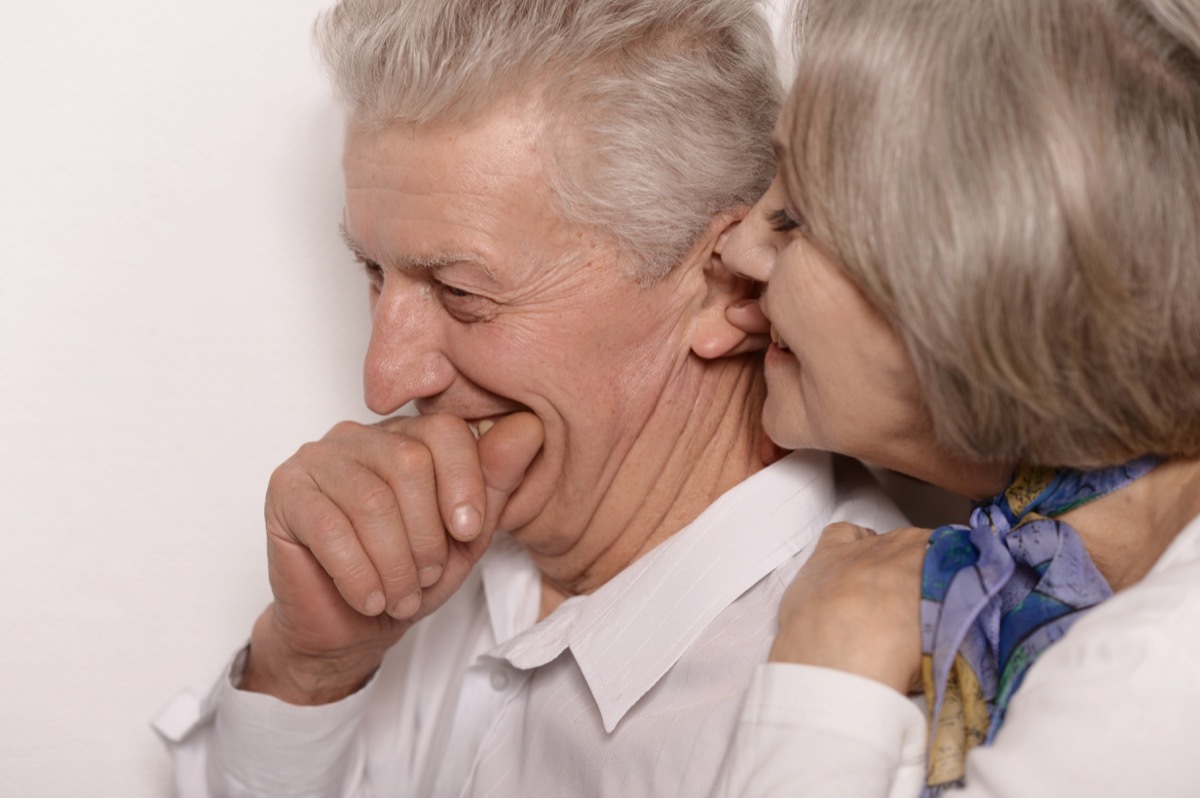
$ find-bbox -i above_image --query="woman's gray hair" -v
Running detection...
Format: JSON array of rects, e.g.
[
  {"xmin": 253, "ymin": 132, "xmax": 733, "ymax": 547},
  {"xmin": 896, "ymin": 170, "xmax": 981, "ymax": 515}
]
[
  {"xmin": 783, "ymin": 0, "xmax": 1200, "ymax": 467},
  {"xmin": 315, "ymin": 0, "xmax": 781, "ymax": 281}
]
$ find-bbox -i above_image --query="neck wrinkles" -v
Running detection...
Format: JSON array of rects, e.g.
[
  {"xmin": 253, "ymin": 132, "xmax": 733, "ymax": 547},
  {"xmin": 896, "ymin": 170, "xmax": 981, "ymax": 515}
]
[
  {"xmin": 1062, "ymin": 457, "xmax": 1200, "ymax": 591},
  {"xmin": 528, "ymin": 357, "xmax": 766, "ymax": 614}
]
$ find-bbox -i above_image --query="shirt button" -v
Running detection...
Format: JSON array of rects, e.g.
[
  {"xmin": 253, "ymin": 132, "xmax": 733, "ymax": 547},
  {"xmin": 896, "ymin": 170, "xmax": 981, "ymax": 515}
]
[{"xmin": 490, "ymin": 669, "xmax": 510, "ymax": 691}]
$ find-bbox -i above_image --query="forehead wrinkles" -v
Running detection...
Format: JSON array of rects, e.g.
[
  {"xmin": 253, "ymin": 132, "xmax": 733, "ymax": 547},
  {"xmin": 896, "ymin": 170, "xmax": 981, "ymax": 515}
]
[
  {"xmin": 342, "ymin": 103, "xmax": 553, "ymax": 202},
  {"xmin": 343, "ymin": 144, "xmax": 631, "ymax": 297},
  {"xmin": 343, "ymin": 116, "xmax": 559, "ymax": 247}
]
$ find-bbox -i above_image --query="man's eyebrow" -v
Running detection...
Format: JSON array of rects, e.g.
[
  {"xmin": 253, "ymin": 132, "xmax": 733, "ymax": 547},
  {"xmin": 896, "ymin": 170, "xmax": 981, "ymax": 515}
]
[
  {"xmin": 339, "ymin": 222, "xmax": 365, "ymax": 258},
  {"xmin": 338, "ymin": 223, "xmax": 498, "ymax": 280}
]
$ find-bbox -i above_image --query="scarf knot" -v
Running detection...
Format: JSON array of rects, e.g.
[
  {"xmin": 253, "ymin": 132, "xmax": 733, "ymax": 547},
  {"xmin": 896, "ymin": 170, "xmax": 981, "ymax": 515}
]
[{"xmin": 919, "ymin": 456, "xmax": 1158, "ymax": 795}]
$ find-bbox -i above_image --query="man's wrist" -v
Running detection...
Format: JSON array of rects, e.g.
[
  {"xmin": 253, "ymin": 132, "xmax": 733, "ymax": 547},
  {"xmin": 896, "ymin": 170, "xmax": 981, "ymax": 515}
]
[{"xmin": 238, "ymin": 610, "xmax": 387, "ymax": 705}]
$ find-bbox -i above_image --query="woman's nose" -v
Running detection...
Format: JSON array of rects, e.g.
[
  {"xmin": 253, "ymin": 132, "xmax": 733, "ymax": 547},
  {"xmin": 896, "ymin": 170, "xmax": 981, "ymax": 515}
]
[{"xmin": 719, "ymin": 206, "xmax": 775, "ymax": 283}]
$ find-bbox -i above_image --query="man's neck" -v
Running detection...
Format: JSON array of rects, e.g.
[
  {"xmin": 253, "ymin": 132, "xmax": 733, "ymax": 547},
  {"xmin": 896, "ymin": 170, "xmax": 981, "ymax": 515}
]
[{"xmin": 529, "ymin": 359, "xmax": 767, "ymax": 617}]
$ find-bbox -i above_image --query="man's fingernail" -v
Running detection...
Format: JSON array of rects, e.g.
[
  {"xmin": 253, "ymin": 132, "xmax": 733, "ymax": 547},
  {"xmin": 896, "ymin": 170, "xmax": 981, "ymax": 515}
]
[
  {"xmin": 390, "ymin": 591, "xmax": 421, "ymax": 619},
  {"xmin": 365, "ymin": 590, "xmax": 386, "ymax": 616},
  {"xmin": 419, "ymin": 565, "xmax": 443, "ymax": 588},
  {"xmin": 452, "ymin": 504, "xmax": 482, "ymax": 539}
]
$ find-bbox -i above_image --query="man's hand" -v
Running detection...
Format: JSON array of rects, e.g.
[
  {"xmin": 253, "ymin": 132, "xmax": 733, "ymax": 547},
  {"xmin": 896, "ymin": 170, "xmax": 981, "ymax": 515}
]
[
  {"xmin": 769, "ymin": 523, "xmax": 930, "ymax": 695},
  {"xmin": 240, "ymin": 412, "xmax": 544, "ymax": 705}
]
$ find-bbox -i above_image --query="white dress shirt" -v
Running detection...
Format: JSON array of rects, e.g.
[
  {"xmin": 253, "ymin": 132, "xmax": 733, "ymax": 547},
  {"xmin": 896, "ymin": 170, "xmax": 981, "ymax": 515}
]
[
  {"xmin": 714, "ymin": 512, "xmax": 1200, "ymax": 798},
  {"xmin": 155, "ymin": 451, "xmax": 904, "ymax": 797}
]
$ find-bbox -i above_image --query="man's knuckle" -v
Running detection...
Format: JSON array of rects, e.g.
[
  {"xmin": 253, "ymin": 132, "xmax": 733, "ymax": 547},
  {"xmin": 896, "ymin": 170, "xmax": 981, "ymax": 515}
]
[
  {"xmin": 328, "ymin": 420, "xmax": 364, "ymax": 439},
  {"xmin": 268, "ymin": 456, "xmax": 307, "ymax": 488},
  {"xmin": 308, "ymin": 510, "xmax": 348, "ymax": 543},
  {"xmin": 292, "ymin": 440, "xmax": 332, "ymax": 468},
  {"xmin": 392, "ymin": 439, "xmax": 434, "ymax": 473},
  {"xmin": 358, "ymin": 484, "xmax": 398, "ymax": 518}
]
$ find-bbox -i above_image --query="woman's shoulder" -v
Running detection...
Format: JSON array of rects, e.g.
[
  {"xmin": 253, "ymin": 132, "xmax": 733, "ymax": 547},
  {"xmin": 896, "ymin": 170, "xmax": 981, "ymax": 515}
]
[
  {"xmin": 987, "ymin": 512, "xmax": 1200, "ymax": 797},
  {"xmin": 1048, "ymin": 511, "xmax": 1200, "ymax": 666},
  {"xmin": 1125, "ymin": 505, "xmax": 1198, "ymax": 594},
  {"xmin": 1151, "ymin": 509, "xmax": 1200, "ymax": 572}
]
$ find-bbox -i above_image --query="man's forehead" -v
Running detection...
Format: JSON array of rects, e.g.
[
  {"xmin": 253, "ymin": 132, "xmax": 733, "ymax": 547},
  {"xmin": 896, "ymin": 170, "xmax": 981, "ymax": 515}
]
[
  {"xmin": 338, "ymin": 110, "xmax": 621, "ymax": 285},
  {"xmin": 341, "ymin": 105, "xmax": 549, "ymax": 173}
]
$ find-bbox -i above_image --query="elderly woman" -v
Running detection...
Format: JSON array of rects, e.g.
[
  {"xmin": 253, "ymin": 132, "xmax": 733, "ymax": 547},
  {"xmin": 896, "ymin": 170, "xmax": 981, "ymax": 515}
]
[{"xmin": 714, "ymin": 0, "xmax": 1200, "ymax": 796}]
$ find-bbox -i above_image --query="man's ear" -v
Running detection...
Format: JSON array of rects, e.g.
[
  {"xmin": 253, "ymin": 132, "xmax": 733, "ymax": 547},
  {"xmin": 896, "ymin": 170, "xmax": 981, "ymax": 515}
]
[{"xmin": 689, "ymin": 207, "xmax": 761, "ymax": 360}]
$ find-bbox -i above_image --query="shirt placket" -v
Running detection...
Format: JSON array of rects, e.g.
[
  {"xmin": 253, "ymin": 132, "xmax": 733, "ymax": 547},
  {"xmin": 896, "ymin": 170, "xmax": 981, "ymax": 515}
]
[{"xmin": 431, "ymin": 654, "xmax": 532, "ymax": 798}]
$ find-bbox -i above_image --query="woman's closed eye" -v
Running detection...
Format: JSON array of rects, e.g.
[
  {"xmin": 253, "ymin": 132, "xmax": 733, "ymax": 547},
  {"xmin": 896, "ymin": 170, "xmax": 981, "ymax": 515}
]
[{"xmin": 768, "ymin": 207, "xmax": 807, "ymax": 234}]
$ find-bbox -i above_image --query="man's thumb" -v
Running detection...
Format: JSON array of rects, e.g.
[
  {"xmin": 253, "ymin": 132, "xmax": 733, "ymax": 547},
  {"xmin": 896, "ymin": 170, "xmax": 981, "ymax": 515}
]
[{"xmin": 477, "ymin": 412, "xmax": 544, "ymax": 535}]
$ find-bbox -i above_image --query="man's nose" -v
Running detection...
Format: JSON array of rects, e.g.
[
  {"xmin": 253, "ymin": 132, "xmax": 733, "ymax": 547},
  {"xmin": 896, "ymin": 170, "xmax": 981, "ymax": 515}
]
[{"xmin": 362, "ymin": 280, "xmax": 456, "ymax": 415}]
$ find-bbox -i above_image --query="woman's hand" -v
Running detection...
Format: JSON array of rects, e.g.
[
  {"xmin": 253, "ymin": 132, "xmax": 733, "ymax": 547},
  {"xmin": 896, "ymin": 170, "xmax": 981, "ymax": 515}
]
[{"xmin": 770, "ymin": 523, "xmax": 931, "ymax": 695}]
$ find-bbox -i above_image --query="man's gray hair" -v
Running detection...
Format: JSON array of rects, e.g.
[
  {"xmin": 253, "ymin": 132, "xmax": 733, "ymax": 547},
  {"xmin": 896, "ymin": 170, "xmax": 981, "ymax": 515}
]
[
  {"xmin": 316, "ymin": 0, "xmax": 781, "ymax": 281},
  {"xmin": 783, "ymin": 0, "xmax": 1200, "ymax": 467}
]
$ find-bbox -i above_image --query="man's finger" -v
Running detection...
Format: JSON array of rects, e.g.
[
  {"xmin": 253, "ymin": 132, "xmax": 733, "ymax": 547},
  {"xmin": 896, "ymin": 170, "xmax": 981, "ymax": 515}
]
[
  {"xmin": 385, "ymin": 439, "xmax": 451, "ymax": 600},
  {"xmin": 379, "ymin": 414, "xmax": 487, "ymax": 544},
  {"xmin": 275, "ymin": 487, "xmax": 388, "ymax": 617}
]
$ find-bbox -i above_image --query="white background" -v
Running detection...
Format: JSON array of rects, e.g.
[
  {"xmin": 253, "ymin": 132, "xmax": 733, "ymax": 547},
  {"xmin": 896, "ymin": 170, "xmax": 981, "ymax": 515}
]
[
  {"xmin": 0, "ymin": 2, "xmax": 370, "ymax": 794},
  {"xmin": 0, "ymin": 2, "xmax": 819, "ymax": 795}
]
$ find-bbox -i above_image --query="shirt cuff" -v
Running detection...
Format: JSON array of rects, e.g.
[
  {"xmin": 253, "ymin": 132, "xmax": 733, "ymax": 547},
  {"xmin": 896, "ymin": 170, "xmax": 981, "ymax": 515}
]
[
  {"xmin": 158, "ymin": 645, "xmax": 375, "ymax": 798},
  {"xmin": 744, "ymin": 662, "xmax": 926, "ymax": 761},
  {"xmin": 714, "ymin": 662, "xmax": 928, "ymax": 798}
]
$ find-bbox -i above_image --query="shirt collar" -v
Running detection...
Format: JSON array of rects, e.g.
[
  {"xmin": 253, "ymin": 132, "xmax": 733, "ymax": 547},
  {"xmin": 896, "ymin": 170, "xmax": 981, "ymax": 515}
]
[{"xmin": 481, "ymin": 450, "xmax": 837, "ymax": 733}]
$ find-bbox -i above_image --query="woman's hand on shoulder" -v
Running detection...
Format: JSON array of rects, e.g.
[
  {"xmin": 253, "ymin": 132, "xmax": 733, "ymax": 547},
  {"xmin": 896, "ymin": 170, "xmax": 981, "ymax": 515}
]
[{"xmin": 770, "ymin": 523, "xmax": 930, "ymax": 695}]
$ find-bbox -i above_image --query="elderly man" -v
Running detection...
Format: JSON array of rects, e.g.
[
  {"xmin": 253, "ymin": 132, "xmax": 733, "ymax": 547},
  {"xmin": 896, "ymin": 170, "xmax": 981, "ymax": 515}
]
[{"xmin": 156, "ymin": 0, "xmax": 903, "ymax": 795}]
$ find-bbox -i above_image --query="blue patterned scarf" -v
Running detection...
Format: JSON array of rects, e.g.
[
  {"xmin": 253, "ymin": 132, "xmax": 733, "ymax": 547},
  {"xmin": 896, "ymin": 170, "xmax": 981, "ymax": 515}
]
[{"xmin": 919, "ymin": 456, "xmax": 1159, "ymax": 795}]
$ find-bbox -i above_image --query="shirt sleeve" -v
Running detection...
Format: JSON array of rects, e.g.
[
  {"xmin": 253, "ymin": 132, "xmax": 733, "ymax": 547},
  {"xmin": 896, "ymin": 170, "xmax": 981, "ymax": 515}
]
[
  {"xmin": 153, "ymin": 646, "xmax": 374, "ymax": 798},
  {"xmin": 715, "ymin": 556, "xmax": 1200, "ymax": 798},
  {"xmin": 712, "ymin": 663, "xmax": 926, "ymax": 798}
]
